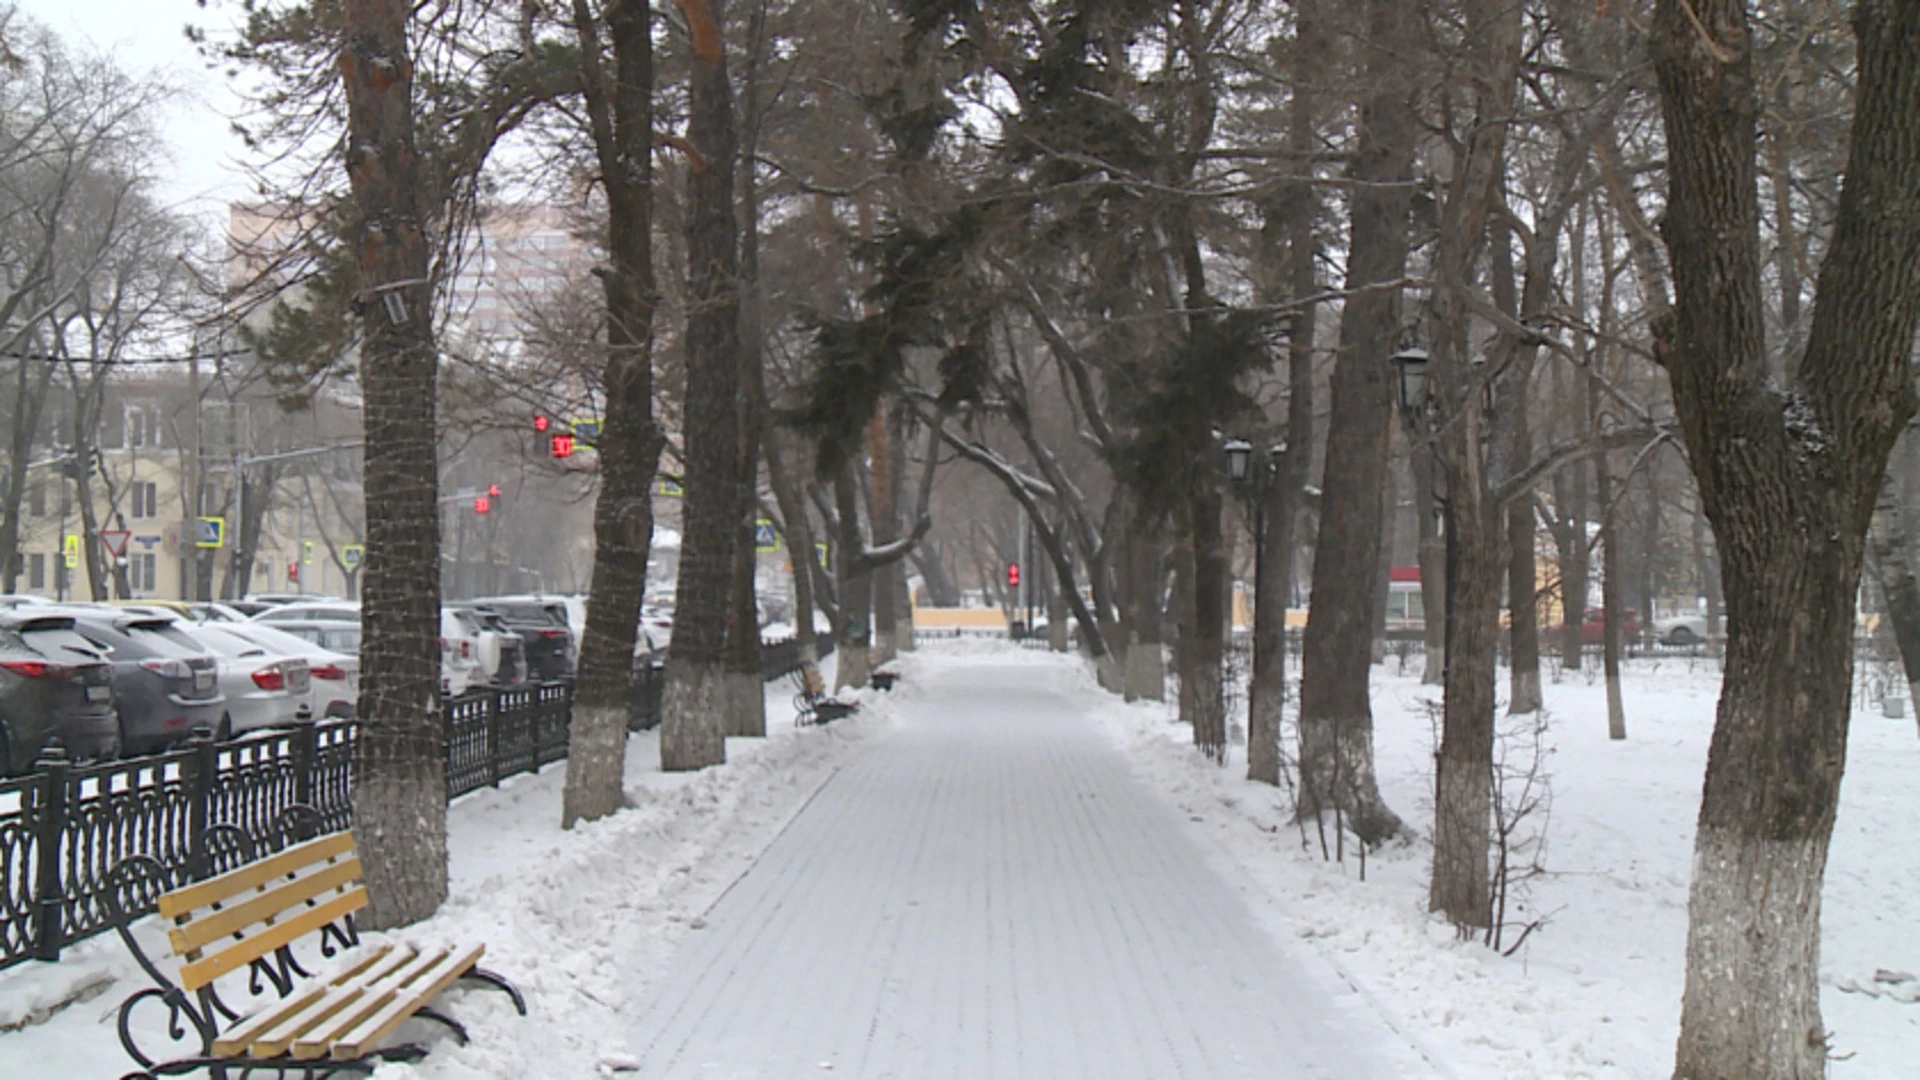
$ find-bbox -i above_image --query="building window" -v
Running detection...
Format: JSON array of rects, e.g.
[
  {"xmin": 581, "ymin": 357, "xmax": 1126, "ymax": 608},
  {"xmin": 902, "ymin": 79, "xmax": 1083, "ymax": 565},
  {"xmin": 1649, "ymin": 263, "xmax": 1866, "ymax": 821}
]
[
  {"xmin": 130, "ymin": 481, "xmax": 158, "ymax": 519},
  {"xmin": 28, "ymin": 481, "xmax": 45, "ymax": 517},
  {"xmin": 128, "ymin": 406, "xmax": 160, "ymax": 448},
  {"xmin": 132, "ymin": 553, "xmax": 157, "ymax": 592},
  {"xmin": 28, "ymin": 553, "xmax": 45, "ymax": 590}
]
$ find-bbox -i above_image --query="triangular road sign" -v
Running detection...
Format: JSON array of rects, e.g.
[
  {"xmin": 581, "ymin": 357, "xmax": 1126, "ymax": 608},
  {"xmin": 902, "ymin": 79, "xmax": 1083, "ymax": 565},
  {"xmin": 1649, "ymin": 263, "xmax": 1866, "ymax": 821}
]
[{"xmin": 100, "ymin": 529, "xmax": 132, "ymax": 558}]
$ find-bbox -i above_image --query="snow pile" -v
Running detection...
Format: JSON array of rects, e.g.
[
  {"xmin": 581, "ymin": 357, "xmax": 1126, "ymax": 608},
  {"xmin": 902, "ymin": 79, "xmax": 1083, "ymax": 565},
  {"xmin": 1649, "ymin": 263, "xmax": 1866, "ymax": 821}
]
[
  {"xmin": 1062, "ymin": 647, "xmax": 1919, "ymax": 1079},
  {"xmin": 0, "ymin": 664, "xmax": 891, "ymax": 1078}
]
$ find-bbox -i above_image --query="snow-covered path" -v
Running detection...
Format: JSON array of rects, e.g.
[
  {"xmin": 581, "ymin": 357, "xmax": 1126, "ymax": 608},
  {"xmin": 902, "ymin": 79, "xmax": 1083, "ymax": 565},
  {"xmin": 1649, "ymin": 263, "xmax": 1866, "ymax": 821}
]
[{"xmin": 623, "ymin": 657, "xmax": 1415, "ymax": 1079}]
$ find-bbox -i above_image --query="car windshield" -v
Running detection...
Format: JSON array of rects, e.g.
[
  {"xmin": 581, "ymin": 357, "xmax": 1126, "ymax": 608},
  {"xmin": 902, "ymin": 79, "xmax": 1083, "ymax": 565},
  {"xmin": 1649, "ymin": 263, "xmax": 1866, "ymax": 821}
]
[
  {"xmin": 260, "ymin": 607, "xmax": 357, "ymax": 623},
  {"xmin": 197, "ymin": 628, "xmax": 268, "ymax": 659},
  {"xmin": 489, "ymin": 603, "xmax": 566, "ymax": 626},
  {"xmin": 318, "ymin": 628, "xmax": 361, "ymax": 654},
  {"xmin": 123, "ymin": 621, "xmax": 211, "ymax": 657}
]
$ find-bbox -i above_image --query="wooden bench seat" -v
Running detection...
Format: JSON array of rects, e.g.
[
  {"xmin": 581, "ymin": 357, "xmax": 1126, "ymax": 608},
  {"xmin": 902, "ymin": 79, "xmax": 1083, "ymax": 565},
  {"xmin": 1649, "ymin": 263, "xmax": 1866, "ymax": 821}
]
[
  {"xmin": 793, "ymin": 664, "xmax": 857, "ymax": 726},
  {"xmin": 109, "ymin": 821, "xmax": 522, "ymax": 1078}
]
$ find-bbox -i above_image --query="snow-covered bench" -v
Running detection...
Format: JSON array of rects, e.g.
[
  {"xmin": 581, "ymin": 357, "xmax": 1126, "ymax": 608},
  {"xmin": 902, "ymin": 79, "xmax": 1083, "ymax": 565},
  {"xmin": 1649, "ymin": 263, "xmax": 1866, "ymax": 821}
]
[
  {"xmin": 793, "ymin": 664, "xmax": 856, "ymax": 726},
  {"xmin": 107, "ymin": 814, "xmax": 523, "ymax": 1078}
]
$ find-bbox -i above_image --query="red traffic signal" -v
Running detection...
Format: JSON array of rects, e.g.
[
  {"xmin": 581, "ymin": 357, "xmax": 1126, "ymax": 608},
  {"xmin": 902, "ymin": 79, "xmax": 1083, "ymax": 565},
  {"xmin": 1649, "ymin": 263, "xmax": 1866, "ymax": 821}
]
[
  {"xmin": 287, "ymin": 562, "xmax": 299, "ymax": 582},
  {"xmin": 534, "ymin": 414, "xmax": 551, "ymax": 433},
  {"xmin": 474, "ymin": 496, "xmax": 491, "ymax": 514},
  {"xmin": 488, "ymin": 484, "xmax": 501, "ymax": 498},
  {"xmin": 550, "ymin": 433, "xmax": 575, "ymax": 459},
  {"xmin": 1007, "ymin": 563, "xmax": 1020, "ymax": 587}
]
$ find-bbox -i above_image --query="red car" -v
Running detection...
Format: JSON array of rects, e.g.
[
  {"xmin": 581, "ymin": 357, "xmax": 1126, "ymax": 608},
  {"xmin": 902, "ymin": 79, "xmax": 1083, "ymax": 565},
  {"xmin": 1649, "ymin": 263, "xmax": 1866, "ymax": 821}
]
[{"xmin": 1559, "ymin": 607, "xmax": 1640, "ymax": 645}]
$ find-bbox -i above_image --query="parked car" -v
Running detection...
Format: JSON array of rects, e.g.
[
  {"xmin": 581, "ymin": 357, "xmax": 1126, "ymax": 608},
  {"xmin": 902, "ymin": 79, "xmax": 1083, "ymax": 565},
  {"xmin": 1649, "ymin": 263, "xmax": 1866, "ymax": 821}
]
[
  {"xmin": 639, "ymin": 605, "xmax": 674, "ymax": 654},
  {"xmin": 55, "ymin": 608, "xmax": 226, "ymax": 751},
  {"xmin": 467, "ymin": 596, "xmax": 575, "ymax": 681},
  {"xmin": 440, "ymin": 609, "xmax": 487, "ymax": 697},
  {"xmin": 251, "ymin": 601, "xmax": 359, "ymax": 625},
  {"xmin": 0, "ymin": 595, "xmax": 49, "ymax": 612},
  {"xmin": 1552, "ymin": 607, "xmax": 1642, "ymax": 646},
  {"xmin": 218, "ymin": 621, "xmax": 359, "ymax": 719},
  {"xmin": 1652, "ymin": 614, "xmax": 1711, "ymax": 646},
  {"xmin": 456, "ymin": 607, "xmax": 528, "ymax": 687},
  {"xmin": 184, "ymin": 623, "xmax": 313, "ymax": 735},
  {"xmin": 267, "ymin": 619, "xmax": 364, "ymax": 659},
  {"xmin": 246, "ymin": 593, "xmax": 345, "ymax": 608},
  {"xmin": 0, "ymin": 610, "xmax": 118, "ymax": 773}
]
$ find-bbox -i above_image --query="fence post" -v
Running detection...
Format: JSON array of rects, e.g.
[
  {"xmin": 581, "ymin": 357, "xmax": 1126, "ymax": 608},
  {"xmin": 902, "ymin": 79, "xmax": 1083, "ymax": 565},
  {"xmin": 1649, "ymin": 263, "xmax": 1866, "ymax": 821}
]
[
  {"xmin": 527, "ymin": 689, "xmax": 542, "ymax": 774},
  {"xmin": 183, "ymin": 729, "xmax": 219, "ymax": 881},
  {"xmin": 486, "ymin": 691, "xmax": 504, "ymax": 788},
  {"xmin": 291, "ymin": 705, "xmax": 317, "ymax": 809},
  {"xmin": 31, "ymin": 746, "xmax": 70, "ymax": 962}
]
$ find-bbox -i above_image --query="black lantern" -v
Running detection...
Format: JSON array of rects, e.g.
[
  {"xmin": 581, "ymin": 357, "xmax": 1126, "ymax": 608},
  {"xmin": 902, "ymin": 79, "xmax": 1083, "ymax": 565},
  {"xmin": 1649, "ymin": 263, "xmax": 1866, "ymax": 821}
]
[
  {"xmin": 1223, "ymin": 437, "xmax": 1253, "ymax": 484},
  {"xmin": 1389, "ymin": 346, "xmax": 1431, "ymax": 421}
]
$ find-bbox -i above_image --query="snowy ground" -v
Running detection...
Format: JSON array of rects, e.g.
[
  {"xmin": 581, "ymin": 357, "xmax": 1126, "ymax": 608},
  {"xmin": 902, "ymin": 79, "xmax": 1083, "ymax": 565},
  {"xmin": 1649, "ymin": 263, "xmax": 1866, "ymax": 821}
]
[
  {"xmin": 1077, "ymin": 644, "xmax": 1920, "ymax": 1080},
  {"xmin": 0, "ymin": 658, "xmax": 893, "ymax": 1078}
]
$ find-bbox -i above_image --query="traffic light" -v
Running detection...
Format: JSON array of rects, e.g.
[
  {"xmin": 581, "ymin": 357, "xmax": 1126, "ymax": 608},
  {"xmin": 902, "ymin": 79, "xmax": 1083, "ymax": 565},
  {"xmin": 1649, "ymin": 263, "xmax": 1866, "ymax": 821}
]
[
  {"xmin": 534, "ymin": 414, "xmax": 551, "ymax": 434},
  {"xmin": 288, "ymin": 562, "xmax": 299, "ymax": 582},
  {"xmin": 474, "ymin": 495, "xmax": 491, "ymax": 514},
  {"xmin": 488, "ymin": 483, "xmax": 501, "ymax": 498},
  {"xmin": 550, "ymin": 433, "xmax": 575, "ymax": 459},
  {"xmin": 1007, "ymin": 563, "xmax": 1020, "ymax": 588}
]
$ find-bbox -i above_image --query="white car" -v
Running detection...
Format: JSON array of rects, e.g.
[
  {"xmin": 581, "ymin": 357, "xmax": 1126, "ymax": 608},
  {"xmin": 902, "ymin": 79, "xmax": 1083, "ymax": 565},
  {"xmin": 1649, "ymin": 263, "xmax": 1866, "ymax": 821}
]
[
  {"xmin": 186, "ymin": 623, "xmax": 312, "ymax": 735},
  {"xmin": 1653, "ymin": 614, "xmax": 1711, "ymax": 646},
  {"xmin": 440, "ymin": 609, "xmax": 487, "ymax": 697},
  {"xmin": 252, "ymin": 602, "xmax": 360, "ymax": 625},
  {"xmin": 212, "ymin": 621, "xmax": 360, "ymax": 721}
]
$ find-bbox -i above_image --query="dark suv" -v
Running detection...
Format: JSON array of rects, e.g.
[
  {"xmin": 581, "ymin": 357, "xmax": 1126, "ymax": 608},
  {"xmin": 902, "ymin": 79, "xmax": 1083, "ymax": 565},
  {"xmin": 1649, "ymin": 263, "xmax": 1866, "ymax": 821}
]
[
  {"xmin": 0, "ymin": 612, "xmax": 119, "ymax": 773},
  {"xmin": 58, "ymin": 609, "xmax": 226, "ymax": 752},
  {"xmin": 468, "ymin": 598, "xmax": 575, "ymax": 682}
]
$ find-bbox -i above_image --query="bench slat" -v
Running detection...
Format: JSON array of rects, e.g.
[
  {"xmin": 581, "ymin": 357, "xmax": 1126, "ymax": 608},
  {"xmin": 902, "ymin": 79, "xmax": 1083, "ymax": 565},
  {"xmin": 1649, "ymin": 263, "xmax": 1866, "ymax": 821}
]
[
  {"xmin": 210, "ymin": 944, "xmax": 396, "ymax": 1057},
  {"xmin": 328, "ymin": 944, "xmax": 486, "ymax": 1061},
  {"xmin": 237, "ymin": 945, "xmax": 423, "ymax": 1058},
  {"xmin": 160, "ymin": 833, "xmax": 357, "ymax": 919},
  {"xmin": 179, "ymin": 889, "xmax": 368, "ymax": 992},
  {"xmin": 168, "ymin": 858, "xmax": 363, "ymax": 956},
  {"xmin": 286, "ymin": 946, "xmax": 456, "ymax": 1060}
]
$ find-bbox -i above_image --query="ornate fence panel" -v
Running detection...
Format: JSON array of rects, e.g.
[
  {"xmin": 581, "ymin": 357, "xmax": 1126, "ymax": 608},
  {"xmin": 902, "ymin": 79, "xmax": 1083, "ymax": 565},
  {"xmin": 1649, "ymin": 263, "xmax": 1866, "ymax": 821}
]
[{"xmin": 0, "ymin": 774, "xmax": 42, "ymax": 967}]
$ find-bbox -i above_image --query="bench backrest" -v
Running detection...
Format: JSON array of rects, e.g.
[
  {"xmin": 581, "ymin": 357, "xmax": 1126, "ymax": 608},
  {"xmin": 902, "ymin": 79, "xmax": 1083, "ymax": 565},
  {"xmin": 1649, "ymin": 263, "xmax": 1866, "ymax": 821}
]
[
  {"xmin": 156, "ymin": 831, "xmax": 368, "ymax": 991},
  {"xmin": 800, "ymin": 664, "xmax": 826, "ymax": 697}
]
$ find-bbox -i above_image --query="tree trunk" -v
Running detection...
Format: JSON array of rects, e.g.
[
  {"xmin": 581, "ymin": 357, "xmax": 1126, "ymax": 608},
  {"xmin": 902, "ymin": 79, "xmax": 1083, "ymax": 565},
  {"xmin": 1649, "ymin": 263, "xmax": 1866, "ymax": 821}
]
[
  {"xmin": 1555, "ymin": 459, "xmax": 1590, "ymax": 668},
  {"xmin": 1868, "ymin": 432, "xmax": 1920, "ymax": 716},
  {"xmin": 723, "ymin": 8, "xmax": 770, "ymax": 741},
  {"xmin": 1124, "ymin": 518, "xmax": 1167, "ymax": 702},
  {"xmin": 1294, "ymin": 0, "xmax": 1415, "ymax": 843},
  {"xmin": 1184, "ymin": 490, "xmax": 1228, "ymax": 763},
  {"xmin": 1250, "ymin": 3, "xmax": 1320, "ymax": 783},
  {"xmin": 340, "ymin": 0, "xmax": 446, "ymax": 928},
  {"xmin": 1598, "ymin": 430, "xmax": 1627, "ymax": 741},
  {"xmin": 661, "ymin": 0, "xmax": 740, "ymax": 772},
  {"xmin": 832, "ymin": 464, "xmax": 871, "ymax": 691},
  {"xmin": 765, "ymin": 429, "xmax": 820, "ymax": 663},
  {"xmin": 563, "ymin": 0, "xmax": 662, "ymax": 826},
  {"xmin": 867, "ymin": 412, "xmax": 898, "ymax": 666},
  {"xmin": 0, "ymin": 362, "xmax": 56, "ymax": 593},
  {"xmin": 1653, "ymin": 1, "xmax": 1920, "ymax": 1074}
]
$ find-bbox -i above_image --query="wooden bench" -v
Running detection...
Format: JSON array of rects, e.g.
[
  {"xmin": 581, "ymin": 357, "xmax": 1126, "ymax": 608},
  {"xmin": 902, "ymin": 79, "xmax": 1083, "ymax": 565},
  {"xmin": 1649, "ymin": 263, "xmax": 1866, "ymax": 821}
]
[
  {"xmin": 792, "ymin": 664, "xmax": 856, "ymax": 726},
  {"xmin": 108, "ymin": 821, "xmax": 523, "ymax": 1079}
]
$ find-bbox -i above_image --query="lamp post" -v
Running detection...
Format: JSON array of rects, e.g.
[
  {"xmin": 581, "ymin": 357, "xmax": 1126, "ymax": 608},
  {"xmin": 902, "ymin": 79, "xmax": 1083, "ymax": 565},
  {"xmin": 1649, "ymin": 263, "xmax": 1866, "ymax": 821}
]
[
  {"xmin": 1225, "ymin": 436, "xmax": 1285, "ymax": 740},
  {"xmin": 1389, "ymin": 346, "xmax": 1454, "ymax": 682}
]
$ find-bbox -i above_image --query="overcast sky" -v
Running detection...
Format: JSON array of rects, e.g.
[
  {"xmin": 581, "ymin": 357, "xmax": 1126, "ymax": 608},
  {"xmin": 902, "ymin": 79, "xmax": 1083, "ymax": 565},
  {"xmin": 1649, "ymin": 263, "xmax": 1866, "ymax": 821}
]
[{"xmin": 14, "ymin": 0, "xmax": 251, "ymax": 219}]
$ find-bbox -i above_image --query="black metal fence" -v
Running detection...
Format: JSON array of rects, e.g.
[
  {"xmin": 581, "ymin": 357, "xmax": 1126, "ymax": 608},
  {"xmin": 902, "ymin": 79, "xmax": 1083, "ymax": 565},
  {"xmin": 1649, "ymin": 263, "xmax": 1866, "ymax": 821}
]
[{"xmin": 0, "ymin": 634, "xmax": 827, "ymax": 974}]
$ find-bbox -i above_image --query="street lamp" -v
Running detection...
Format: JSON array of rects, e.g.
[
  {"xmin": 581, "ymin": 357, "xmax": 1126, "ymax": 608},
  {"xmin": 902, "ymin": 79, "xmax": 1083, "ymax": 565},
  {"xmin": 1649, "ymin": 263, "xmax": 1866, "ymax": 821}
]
[
  {"xmin": 1387, "ymin": 344, "xmax": 1454, "ymax": 684},
  {"xmin": 1226, "ymin": 436, "xmax": 1287, "ymax": 736},
  {"xmin": 1388, "ymin": 346, "xmax": 1431, "ymax": 425}
]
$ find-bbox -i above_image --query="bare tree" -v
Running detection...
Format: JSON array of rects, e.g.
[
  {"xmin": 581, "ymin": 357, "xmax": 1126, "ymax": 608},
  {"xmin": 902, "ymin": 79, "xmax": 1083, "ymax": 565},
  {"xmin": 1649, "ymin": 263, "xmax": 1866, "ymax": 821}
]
[{"xmin": 1651, "ymin": 1, "xmax": 1920, "ymax": 1075}]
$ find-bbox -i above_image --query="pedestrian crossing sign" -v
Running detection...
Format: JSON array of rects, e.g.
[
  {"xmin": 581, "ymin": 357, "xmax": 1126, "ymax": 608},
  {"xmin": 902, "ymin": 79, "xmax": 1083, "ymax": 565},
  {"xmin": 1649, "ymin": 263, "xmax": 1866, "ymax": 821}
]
[{"xmin": 755, "ymin": 519, "xmax": 779, "ymax": 552}]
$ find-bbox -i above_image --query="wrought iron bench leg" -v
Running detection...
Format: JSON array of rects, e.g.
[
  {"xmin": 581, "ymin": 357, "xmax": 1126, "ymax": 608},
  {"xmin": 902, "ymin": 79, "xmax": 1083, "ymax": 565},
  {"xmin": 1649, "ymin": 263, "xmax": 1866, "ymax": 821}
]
[
  {"xmin": 413, "ymin": 1007, "xmax": 470, "ymax": 1046},
  {"xmin": 460, "ymin": 968, "xmax": 528, "ymax": 1015}
]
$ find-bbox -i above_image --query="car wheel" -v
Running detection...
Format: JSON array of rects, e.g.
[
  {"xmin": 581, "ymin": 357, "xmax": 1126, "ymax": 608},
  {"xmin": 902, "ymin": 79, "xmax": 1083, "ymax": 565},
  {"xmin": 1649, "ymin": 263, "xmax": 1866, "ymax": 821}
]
[{"xmin": 1668, "ymin": 626, "xmax": 1698, "ymax": 647}]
